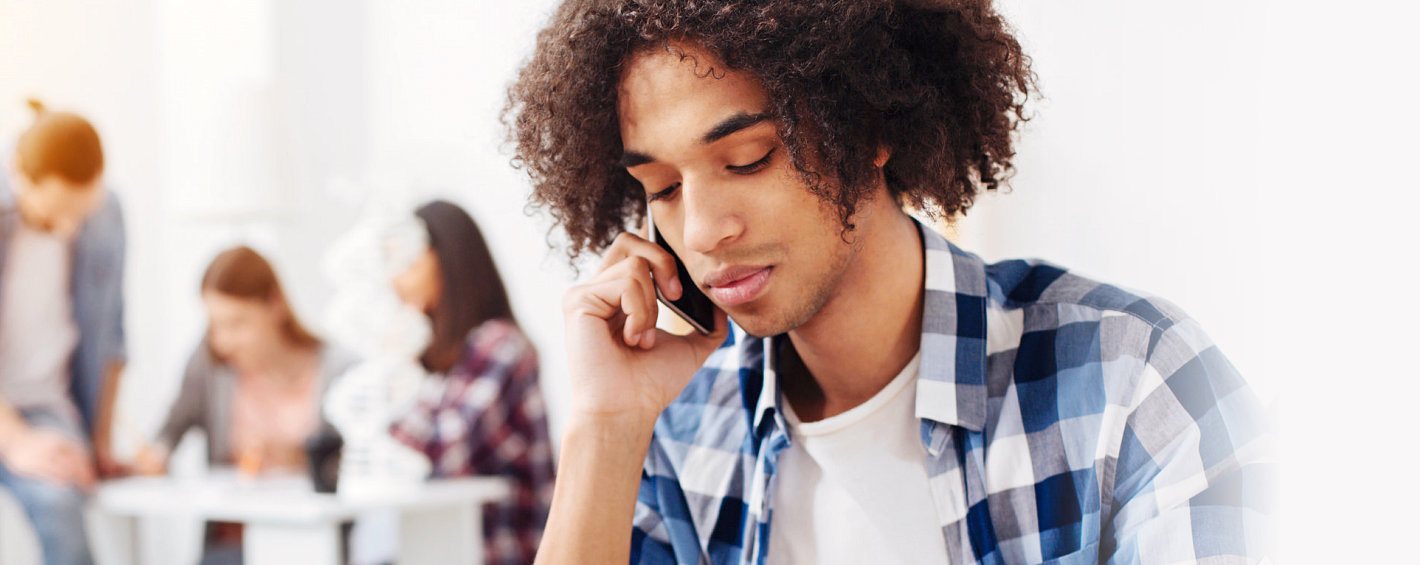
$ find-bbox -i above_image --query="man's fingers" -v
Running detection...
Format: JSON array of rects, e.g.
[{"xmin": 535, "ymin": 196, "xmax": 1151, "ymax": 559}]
[
  {"xmin": 598, "ymin": 232, "xmax": 682, "ymax": 300},
  {"xmin": 621, "ymin": 284, "xmax": 648, "ymax": 347},
  {"xmin": 569, "ymin": 275, "xmax": 656, "ymax": 333},
  {"xmin": 565, "ymin": 264, "xmax": 663, "ymax": 350}
]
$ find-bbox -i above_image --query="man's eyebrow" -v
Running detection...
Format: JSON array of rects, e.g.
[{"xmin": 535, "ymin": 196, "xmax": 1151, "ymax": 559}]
[
  {"xmin": 702, "ymin": 112, "xmax": 771, "ymax": 145},
  {"xmin": 618, "ymin": 112, "xmax": 772, "ymax": 168},
  {"xmin": 618, "ymin": 150, "xmax": 654, "ymax": 168}
]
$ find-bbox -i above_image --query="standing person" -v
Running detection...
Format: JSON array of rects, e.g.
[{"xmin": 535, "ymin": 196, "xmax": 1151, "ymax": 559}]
[
  {"xmin": 503, "ymin": 1, "xmax": 1273, "ymax": 564},
  {"xmin": 388, "ymin": 200, "xmax": 555, "ymax": 565},
  {"xmin": 132, "ymin": 245, "xmax": 357, "ymax": 564},
  {"xmin": 0, "ymin": 100, "xmax": 126, "ymax": 565}
]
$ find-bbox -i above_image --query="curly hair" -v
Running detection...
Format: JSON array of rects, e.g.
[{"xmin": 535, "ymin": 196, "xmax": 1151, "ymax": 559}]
[{"xmin": 505, "ymin": 0, "xmax": 1035, "ymax": 259}]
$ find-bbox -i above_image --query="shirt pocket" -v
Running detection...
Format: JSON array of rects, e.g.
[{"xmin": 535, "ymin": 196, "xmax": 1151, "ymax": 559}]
[{"xmin": 1038, "ymin": 541, "xmax": 1099, "ymax": 565}]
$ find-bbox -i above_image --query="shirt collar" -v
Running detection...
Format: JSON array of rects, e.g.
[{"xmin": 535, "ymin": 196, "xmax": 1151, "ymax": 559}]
[
  {"xmin": 749, "ymin": 220, "xmax": 990, "ymax": 435},
  {"xmin": 752, "ymin": 333, "xmax": 782, "ymax": 435},
  {"xmin": 912, "ymin": 221, "xmax": 989, "ymax": 432}
]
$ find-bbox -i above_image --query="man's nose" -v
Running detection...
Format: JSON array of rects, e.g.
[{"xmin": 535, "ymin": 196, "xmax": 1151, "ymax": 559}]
[{"xmin": 679, "ymin": 179, "xmax": 745, "ymax": 255}]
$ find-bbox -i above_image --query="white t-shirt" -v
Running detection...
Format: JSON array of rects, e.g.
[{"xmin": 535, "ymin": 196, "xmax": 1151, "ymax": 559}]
[
  {"xmin": 767, "ymin": 352, "xmax": 949, "ymax": 565},
  {"xmin": 0, "ymin": 222, "xmax": 81, "ymax": 426}
]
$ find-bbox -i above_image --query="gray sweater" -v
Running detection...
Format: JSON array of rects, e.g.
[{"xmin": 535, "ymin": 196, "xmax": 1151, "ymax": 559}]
[{"xmin": 153, "ymin": 341, "xmax": 358, "ymax": 466}]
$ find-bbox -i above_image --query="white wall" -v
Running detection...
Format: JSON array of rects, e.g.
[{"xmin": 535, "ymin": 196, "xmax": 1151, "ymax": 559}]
[
  {"xmin": 965, "ymin": 0, "xmax": 1270, "ymax": 399},
  {"xmin": 363, "ymin": 0, "xmax": 574, "ymax": 440}
]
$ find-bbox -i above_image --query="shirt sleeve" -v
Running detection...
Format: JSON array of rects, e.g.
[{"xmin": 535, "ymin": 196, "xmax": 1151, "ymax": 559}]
[
  {"xmin": 1106, "ymin": 316, "xmax": 1274, "ymax": 564},
  {"xmin": 154, "ymin": 345, "xmax": 211, "ymax": 452},
  {"xmin": 105, "ymin": 194, "xmax": 126, "ymax": 365}
]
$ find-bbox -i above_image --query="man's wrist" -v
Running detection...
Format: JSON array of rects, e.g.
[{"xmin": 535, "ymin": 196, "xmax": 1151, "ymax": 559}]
[{"xmin": 566, "ymin": 407, "xmax": 659, "ymax": 439}]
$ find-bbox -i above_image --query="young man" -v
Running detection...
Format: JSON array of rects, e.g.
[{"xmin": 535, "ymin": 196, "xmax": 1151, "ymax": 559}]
[
  {"xmin": 505, "ymin": 2, "xmax": 1271, "ymax": 564},
  {"xmin": 0, "ymin": 102, "xmax": 127, "ymax": 565}
]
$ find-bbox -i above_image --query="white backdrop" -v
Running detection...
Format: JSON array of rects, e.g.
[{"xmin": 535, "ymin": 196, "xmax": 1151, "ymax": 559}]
[{"xmin": 2, "ymin": 0, "xmax": 1417, "ymax": 563}]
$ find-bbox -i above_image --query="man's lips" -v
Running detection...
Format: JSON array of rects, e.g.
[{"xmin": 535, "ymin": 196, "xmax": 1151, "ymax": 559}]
[{"xmin": 704, "ymin": 265, "xmax": 773, "ymax": 307}]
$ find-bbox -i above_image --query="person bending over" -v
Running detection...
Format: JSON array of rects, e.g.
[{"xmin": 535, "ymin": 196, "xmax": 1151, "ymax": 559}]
[{"xmin": 0, "ymin": 100, "xmax": 127, "ymax": 565}]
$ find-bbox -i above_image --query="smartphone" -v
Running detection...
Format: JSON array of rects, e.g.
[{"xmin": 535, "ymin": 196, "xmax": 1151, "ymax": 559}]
[{"xmin": 646, "ymin": 211, "xmax": 716, "ymax": 335}]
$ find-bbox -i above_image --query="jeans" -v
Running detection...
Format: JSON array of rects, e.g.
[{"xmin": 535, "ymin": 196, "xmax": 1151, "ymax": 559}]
[{"xmin": 0, "ymin": 408, "xmax": 94, "ymax": 565}]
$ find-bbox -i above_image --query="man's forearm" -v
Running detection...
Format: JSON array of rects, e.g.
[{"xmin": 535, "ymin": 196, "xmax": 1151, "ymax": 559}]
[{"xmin": 536, "ymin": 413, "xmax": 656, "ymax": 565}]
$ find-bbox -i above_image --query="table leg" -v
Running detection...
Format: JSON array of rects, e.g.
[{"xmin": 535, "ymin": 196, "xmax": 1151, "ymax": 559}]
[
  {"xmin": 86, "ymin": 510, "xmax": 135, "ymax": 565},
  {"xmin": 399, "ymin": 504, "xmax": 481, "ymax": 565},
  {"xmin": 245, "ymin": 522, "xmax": 343, "ymax": 565}
]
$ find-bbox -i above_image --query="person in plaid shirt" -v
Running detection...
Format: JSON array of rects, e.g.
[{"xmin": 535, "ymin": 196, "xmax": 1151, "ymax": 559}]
[
  {"xmin": 389, "ymin": 201, "xmax": 555, "ymax": 565},
  {"xmin": 503, "ymin": 1, "xmax": 1272, "ymax": 564}
]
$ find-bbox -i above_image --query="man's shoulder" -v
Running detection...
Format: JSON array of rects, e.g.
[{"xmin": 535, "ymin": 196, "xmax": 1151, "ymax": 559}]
[
  {"xmin": 982, "ymin": 257, "xmax": 1190, "ymax": 332},
  {"xmin": 971, "ymin": 257, "xmax": 1230, "ymax": 403},
  {"xmin": 973, "ymin": 257, "xmax": 1240, "ymax": 423},
  {"xmin": 78, "ymin": 187, "xmax": 125, "ymax": 240}
]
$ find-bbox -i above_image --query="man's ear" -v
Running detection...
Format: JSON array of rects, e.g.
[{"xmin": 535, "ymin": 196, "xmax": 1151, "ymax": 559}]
[{"xmin": 874, "ymin": 145, "xmax": 892, "ymax": 168}]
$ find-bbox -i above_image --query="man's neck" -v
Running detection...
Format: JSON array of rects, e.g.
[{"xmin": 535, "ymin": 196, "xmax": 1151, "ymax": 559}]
[{"xmin": 781, "ymin": 200, "xmax": 924, "ymax": 422}]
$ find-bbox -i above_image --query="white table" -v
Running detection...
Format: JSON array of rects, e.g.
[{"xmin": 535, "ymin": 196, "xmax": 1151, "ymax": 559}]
[{"xmin": 93, "ymin": 472, "xmax": 511, "ymax": 565}]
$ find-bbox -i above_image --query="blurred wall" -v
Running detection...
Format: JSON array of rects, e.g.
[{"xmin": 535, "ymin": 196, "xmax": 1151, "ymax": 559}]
[
  {"xmin": 0, "ymin": 0, "xmax": 570, "ymax": 455},
  {"xmin": 965, "ymin": 0, "xmax": 1268, "ymax": 399}
]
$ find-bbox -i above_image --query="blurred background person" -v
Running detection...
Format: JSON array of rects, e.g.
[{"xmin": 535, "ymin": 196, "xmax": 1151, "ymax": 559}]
[
  {"xmin": 388, "ymin": 200, "xmax": 554, "ymax": 565},
  {"xmin": 0, "ymin": 100, "xmax": 126, "ymax": 565},
  {"xmin": 132, "ymin": 245, "xmax": 356, "ymax": 565}
]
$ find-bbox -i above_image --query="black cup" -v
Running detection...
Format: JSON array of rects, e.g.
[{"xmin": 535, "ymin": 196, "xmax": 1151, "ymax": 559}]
[{"xmin": 304, "ymin": 428, "xmax": 343, "ymax": 494}]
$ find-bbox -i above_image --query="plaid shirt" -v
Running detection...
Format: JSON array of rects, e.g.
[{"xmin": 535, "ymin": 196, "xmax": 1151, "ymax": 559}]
[
  {"xmin": 631, "ymin": 222, "xmax": 1272, "ymax": 564},
  {"xmin": 391, "ymin": 319, "xmax": 556, "ymax": 565}
]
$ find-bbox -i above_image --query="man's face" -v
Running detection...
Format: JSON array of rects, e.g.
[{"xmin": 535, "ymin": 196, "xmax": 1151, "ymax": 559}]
[
  {"xmin": 617, "ymin": 42, "xmax": 858, "ymax": 337},
  {"xmin": 7, "ymin": 157, "xmax": 103, "ymax": 239}
]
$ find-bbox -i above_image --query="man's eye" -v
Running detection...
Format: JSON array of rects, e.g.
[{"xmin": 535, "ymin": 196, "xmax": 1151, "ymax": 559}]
[
  {"xmin": 727, "ymin": 148, "xmax": 775, "ymax": 174},
  {"xmin": 649, "ymin": 182, "xmax": 681, "ymax": 202}
]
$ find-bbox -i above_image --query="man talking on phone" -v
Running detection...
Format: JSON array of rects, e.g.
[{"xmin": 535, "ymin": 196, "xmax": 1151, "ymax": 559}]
[{"xmin": 505, "ymin": 1, "xmax": 1272, "ymax": 563}]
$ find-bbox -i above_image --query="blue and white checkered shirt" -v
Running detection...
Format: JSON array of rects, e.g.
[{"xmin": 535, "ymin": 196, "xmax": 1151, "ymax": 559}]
[{"xmin": 630, "ymin": 222, "xmax": 1272, "ymax": 564}]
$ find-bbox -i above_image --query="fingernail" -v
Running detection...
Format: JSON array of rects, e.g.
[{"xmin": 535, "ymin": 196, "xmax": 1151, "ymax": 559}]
[
  {"xmin": 627, "ymin": 329, "xmax": 640, "ymax": 346},
  {"xmin": 642, "ymin": 329, "xmax": 656, "ymax": 347}
]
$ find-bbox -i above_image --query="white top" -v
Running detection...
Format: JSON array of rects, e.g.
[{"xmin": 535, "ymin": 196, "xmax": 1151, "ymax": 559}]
[
  {"xmin": 0, "ymin": 222, "xmax": 80, "ymax": 426},
  {"xmin": 767, "ymin": 352, "xmax": 949, "ymax": 565}
]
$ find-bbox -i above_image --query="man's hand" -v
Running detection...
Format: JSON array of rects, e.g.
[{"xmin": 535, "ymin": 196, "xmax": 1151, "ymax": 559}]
[
  {"xmin": 535, "ymin": 229, "xmax": 729, "ymax": 565},
  {"xmin": 562, "ymin": 230, "xmax": 729, "ymax": 426},
  {"xmin": 0, "ymin": 427, "xmax": 97, "ymax": 490},
  {"xmin": 91, "ymin": 426, "xmax": 129, "ymax": 479},
  {"xmin": 94, "ymin": 449, "xmax": 129, "ymax": 479}
]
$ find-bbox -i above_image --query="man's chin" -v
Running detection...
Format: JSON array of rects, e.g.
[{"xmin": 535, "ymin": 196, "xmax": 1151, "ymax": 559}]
[{"xmin": 724, "ymin": 302, "xmax": 806, "ymax": 339}]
